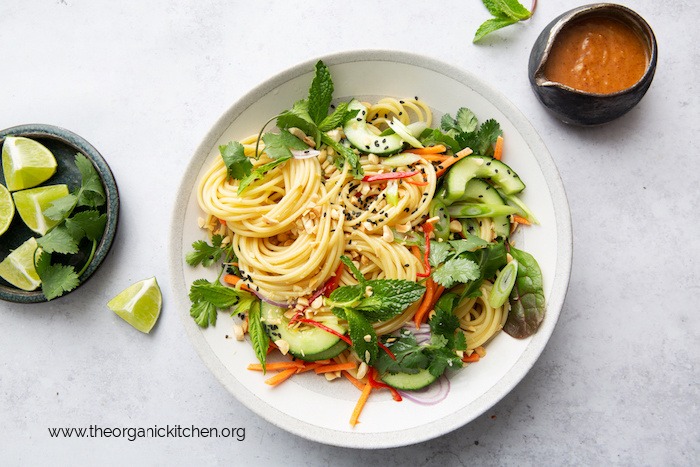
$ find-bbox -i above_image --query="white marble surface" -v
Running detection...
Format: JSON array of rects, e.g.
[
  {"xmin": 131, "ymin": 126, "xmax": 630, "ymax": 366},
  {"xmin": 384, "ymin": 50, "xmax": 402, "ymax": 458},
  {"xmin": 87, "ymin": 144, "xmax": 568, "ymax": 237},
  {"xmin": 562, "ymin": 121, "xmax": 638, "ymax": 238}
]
[{"xmin": 1, "ymin": 0, "xmax": 697, "ymax": 465}]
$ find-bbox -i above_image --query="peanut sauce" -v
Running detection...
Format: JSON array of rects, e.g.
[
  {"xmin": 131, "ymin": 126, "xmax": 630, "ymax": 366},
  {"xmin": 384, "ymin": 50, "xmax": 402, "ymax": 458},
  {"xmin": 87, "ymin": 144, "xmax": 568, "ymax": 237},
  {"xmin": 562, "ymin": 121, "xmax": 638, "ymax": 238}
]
[{"xmin": 543, "ymin": 15, "xmax": 649, "ymax": 94}]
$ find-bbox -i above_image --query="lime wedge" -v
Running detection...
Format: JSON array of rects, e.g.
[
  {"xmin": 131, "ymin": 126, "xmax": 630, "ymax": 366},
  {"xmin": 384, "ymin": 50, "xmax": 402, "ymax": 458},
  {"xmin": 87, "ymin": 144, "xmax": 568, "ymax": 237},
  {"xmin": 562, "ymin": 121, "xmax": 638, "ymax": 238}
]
[
  {"xmin": 107, "ymin": 277, "xmax": 162, "ymax": 333},
  {"xmin": 2, "ymin": 136, "xmax": 58, "ymax": 191},
  {"xmin": 0, "ymin": 237, "xmax": 41, "ymax": 291},
  {"xmin": 0, "ymin": 184, "xmax": 14, "ymax": 236},
  {"xmin": 12, "ymin": 184, "xmax": 69, "ymax": 235}
]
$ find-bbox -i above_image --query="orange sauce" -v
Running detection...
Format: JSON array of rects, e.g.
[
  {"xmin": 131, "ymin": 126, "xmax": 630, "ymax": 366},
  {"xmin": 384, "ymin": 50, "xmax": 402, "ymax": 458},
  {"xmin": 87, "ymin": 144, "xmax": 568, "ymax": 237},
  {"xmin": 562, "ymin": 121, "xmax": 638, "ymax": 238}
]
[{"xmin": 543, "ymin": 16, "xmax": 649, "ymax": 94}]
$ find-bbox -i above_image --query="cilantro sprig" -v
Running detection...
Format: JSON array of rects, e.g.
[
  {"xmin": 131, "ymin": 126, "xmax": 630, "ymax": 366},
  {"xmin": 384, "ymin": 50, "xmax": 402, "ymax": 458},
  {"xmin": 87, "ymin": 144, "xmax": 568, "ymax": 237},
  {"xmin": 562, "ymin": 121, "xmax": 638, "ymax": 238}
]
[
  {"xmin": 474, "ymin": 0, "xmax": 534, "ymax": 43},
  {"xmin": 326, "ymin": 256, "xmax": 425, "ymax": 364},
  {"xmin": 34, "ymin": 153, "xmax": 107, "ymax": 300},
  {"xmin": 377, "ymin": 294, "xmax": 466, "ymax": 378}
]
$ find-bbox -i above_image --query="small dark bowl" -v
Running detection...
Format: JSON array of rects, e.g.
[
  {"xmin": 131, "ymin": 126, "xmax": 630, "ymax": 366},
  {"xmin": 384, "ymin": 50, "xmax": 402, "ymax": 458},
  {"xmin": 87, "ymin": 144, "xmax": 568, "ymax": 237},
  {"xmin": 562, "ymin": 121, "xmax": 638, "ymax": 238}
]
[
  {"xmin": 528, "ymin": 3, "xmax": 657, "ymax": 126},
  {"xmin": 0, "ymin": 124, "xmax": 119, "ymax": 303}
]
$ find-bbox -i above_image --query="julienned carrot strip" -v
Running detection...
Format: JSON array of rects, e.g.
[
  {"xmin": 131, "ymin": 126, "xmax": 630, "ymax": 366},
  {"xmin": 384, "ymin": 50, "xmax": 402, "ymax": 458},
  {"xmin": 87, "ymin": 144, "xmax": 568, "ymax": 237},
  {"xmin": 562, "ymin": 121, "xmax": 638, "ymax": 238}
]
[
  {"xmin": 512, "ymin": 214, "xmax": 531, "ymax": 225},
  {"xmin": 266, "ymin": 342, "xmax": 278, "ymax": 355},
  {"xmin": 405, "ymin": 179, "xmax": 429, "ymax": 186},
  {"xmin": 462, "ymin": 353, "xmax": 480, "ymax": 363},
  {"xmin": 420, "ymin": 154, "xmax": 451, "ymax": 162},
  {"xmin": 494, "ymin": 135, "xmax": 504, "ymax": 160},
  {"xmin": 405, "ymin": 144, "xmax": 447, "ymax": 155},
  {"xmin": 429, "ymin": 285, "xmax": 446, "ymax": 311},
  {"xmin": 223, "ymin": 274, "xmax": 254, "ymax": 292},
  {"xmin": 435, "ymin": 147, "xmax": 474, "ymax": 177},
  {"xmin": 414, "ymin": 278, "xmax": 436, "ymax": 328},
  {"xmin": 350, "ymin": 382, "xmax": 372, "ymax": 427},
  {"xmin": 296, "ymin": 362, "xmax": 325, "ymax": 373},
  {"xmin": 314, "ymin": 362, "xmax": 357, "ymax": 374},
  {"xmin": 247, "ymin": 362, "xmax": 303, "ymax": 371},
  {"xmin": 264, "ymin": 368, "xmax": 297, "ymax": 386},
  {"xmin": 342, "ymin": 371, "xmax": 366, "ymax": 391}
]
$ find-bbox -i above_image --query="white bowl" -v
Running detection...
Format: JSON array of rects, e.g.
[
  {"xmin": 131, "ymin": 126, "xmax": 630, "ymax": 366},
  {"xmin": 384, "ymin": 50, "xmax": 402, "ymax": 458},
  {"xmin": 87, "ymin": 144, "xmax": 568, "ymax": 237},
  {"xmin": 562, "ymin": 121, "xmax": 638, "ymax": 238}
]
[{"xmin": 169, "ymin": 50, "xmax": 572, "ymax": 448}]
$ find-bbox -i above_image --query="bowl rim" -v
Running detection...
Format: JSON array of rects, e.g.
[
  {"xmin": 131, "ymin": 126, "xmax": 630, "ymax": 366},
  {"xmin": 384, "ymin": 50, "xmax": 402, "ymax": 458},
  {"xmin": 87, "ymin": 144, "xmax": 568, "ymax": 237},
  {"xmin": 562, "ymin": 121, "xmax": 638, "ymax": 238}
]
[
  {"xmin": 0, "ymin": 123, "xmax": 119, "ymax": 303},
  {"xmin": 169, "ymin": 49, "xmax": 573, "ymax": 448},
  {"xmin": 532, "ymin": 2, "xmax": 658, "ymax": 96}
]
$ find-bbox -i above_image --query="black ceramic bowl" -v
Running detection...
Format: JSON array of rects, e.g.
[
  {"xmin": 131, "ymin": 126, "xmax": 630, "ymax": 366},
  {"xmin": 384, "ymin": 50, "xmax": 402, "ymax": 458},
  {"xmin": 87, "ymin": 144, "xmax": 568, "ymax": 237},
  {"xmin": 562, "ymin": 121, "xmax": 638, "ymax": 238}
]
[
  {"xmin": 0, "ymin": 125, "xmax": 119, "ymax": 303},
  {"xmin": 528, "ymin": 3, "xmax": 657, "ymax": 126}
]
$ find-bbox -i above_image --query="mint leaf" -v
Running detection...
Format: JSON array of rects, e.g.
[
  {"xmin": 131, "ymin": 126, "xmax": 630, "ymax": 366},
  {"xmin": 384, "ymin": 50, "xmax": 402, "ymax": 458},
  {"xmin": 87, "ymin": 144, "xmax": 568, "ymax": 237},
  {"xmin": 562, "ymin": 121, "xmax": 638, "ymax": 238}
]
[
  {"xmin": 237, "ymin": 157, "xmax": 289, "ymax": 194},
  {"xmin": 318, "ymin": 102, "xmax": 358, "ymax": 132},
  {"xmin": 321, "ymin": 133, "xmax": 363, "ymax": 178},
  {"xmin": 220, "ymin": 141, "xmax": 252, "ymax": 180},
  {"xmin": 432, "ymin": 257, "xmax": 480, "ymax": 288},
  {"xmin": 65, "ymin": 210, "xmax": 107, "ymax": 242},
  {"xmin": 262, "ymin": 130, "xmax": 308, "ymax": 160},
  {"xmin": 327, "ymin": 284, "xmax": 363, "ymax": 309},
  {"xmin": 345, "ymin": 308, "xmax": 378, "ymax": 364},
  {"xmin": 357, "ymin": 279, "xmax": 425, "ymax": 321},
  {"xmin": 307, "ymin": 60, "xmax": 333, "ymax": 125},
  {"xmin": 36, "ymin": 226, "xmax": 79, "ymax": 255},
  {"xmin": 74, "ymin": 153, "xmax": 105, "ymax": 208},
  {"xmin": 339, "ymin": 255, "xmax": 365, "ymax": 285},
  {"xmin": 474, "ymin": 13, "xmax": 521, "ymax": 43},
  {"xmin": 247, "ymin": 301, "xmax": 269, "ymax": 372},
  {"xmin": 276, "ymin": 100, "xmax": 321, "ymax": 147},
  {"xmin": 496, "ymin": 0, "xmax": 532, "ymax": 20},
  {"xmin": 35, "ymin": 251, "xmax": 80, "ymax": 300}
]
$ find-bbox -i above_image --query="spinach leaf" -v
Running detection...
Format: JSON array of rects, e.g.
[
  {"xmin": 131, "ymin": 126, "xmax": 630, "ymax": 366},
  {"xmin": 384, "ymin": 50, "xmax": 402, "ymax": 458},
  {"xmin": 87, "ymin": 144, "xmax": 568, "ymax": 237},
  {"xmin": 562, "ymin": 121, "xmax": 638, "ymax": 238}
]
[{"xmin": 504, "ymin": 246, "xmax": 545, "ymax": 338}]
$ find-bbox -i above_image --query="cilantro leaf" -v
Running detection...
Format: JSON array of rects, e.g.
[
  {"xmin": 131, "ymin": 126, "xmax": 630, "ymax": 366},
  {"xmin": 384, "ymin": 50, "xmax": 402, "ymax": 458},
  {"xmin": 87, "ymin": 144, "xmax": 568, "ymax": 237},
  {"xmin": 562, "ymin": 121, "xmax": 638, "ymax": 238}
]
[
  {"xmin": 186, "ymin": 234, "xmax": 231, "ymax": 267},
  {"xmin": 74, "ymin": 153, "xmax": 106, "ymax": 208},
  {"xmin": 43, "ymin": 194, "xmax": 78, "ymax": 221},
  {"xmin": 432, "ymin": 257, "xmax": 480, "ymax": 288},
  {"xmin": 430, "ymin": 294, "xmax": 467, "ymax": 351},
  {"xmin": 419, "ymin": 128, "xmax": 461, "ymax": 152},
  {"xmin": 377, "ymin": 328, "xmax": 463, "ymax": 378},
  {"xmin": 220, "ymin": 141, "xmax": 252, "ymax": 180},
  {"xmin": 449, "ymin": 236, "xmax": 489, "ymax": 255},
  {"xmin": 188, "ymin": 278, "xmax": 256, "ymax": 328},
  {"xmin": 476, "ymin": 119, "xmax": 502, "ymax": 156},
  {"xmin": 65, "ymin": 210, "xmax": 107, "ymax": 242},
  {"xmin": 35, "ymin": 251, "xmax": 80, "ymax": 300},
  {"xmin": 36, "ymin": 226, "xmax": 79, "ymax": 255},
  {"xmin": 429, "ymin": 241, "xmax": 453, "ymax": 268},
  {"xmin": 247, "ymin": 301, "xmax": 269, "ymax": 372},
  {"xmin": 345, "ymin": 308, "xmax": 378, "ymax": 364},
  {"xmin": 474, "ymin": 0, "xmax": 532, "ymax": 43},
  {"xmin": 262, "ymin": 130, "xmax": 308, "ymax": 160},
  {"xmin": 460, "ymin": 241, "xmax": 508, "ymax": 298},
  {"xmin": 307, "ymin": 60, "xmax": 334, "ymax": 125}
]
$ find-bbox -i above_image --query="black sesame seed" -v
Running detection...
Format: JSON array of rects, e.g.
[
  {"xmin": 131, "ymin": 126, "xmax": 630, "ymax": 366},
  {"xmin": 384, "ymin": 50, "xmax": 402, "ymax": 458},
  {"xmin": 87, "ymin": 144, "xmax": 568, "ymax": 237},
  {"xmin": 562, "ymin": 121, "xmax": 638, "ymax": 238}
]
[
  {"xmin": 384, "ymin": 113, "xmax": 388, "ymax": 118},
  {"xmin": 414, "ymin": 96, "xmax": 419, "ymax": 100},
  {"xmin": 362, "ymin": 110, "xmax": 366, "ymax": 115},
  {"xmin": 486, "ymin": 161, "xmax": 491, "ymax": 166},
  {"xmin": 399, "ymin": 100, "xmax": 405, "ymax": 104},
  {"xmin": 399, "ymin": 111, "xmax": 403, "ymax": 116},
  {"xmin": 365, "ymin": 145, "xmax": 370, "ymax": 150},
  {"xmin": 494, "ymin": 169, "xmax": 499, "ymax": 173},
  {"xmin": 356, "ymin": 117, "xmax": 362, "ymax": 122},
  {"xmin": 374, "ymin": 141, "xmax": 380, "ymax": 147}
]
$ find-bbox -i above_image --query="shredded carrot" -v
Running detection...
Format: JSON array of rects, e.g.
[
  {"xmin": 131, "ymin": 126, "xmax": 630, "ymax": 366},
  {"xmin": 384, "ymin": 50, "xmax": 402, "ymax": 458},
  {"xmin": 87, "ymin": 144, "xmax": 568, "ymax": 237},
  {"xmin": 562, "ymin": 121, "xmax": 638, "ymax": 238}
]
[
  {"xmin": 223, "ymin": 274, "xmax": 254, "ymax": 292},
  {"xmin": 429, "ymin": 285, "xmax": 446, "ymax": 310},
  {"xmin": 264, "ymin": 368, "xmax": 297, "ymax": 386},
  {"xmin": 512, "ymin": 214, "xmax": 531, "ymax": 225},
  {"xmin": 405, "ymin": 178, "xmax": 429, "ymax": 186},
  {"xmin": 414, "ymin": 278, "xmax": 436, "ymax": 328},
  {"xmin": 342, "ymin": 370, "xmax": 366, "ymax": 391},
  {"xmin": 462, "ymin": 352, "xmax": 480, "ymax": 363},
  {"xmin": 314, "ymin": 362, "xmax": 357, "ymax": 374},
  {"xmin": 435, "ymin": 147, "xmax": 473, "ymax": 177},
  {"xmin": 405, "ymin": 144, "xmax": 447, "ymax": 155},
  {"xmin": 296, "ymin": 362, "xmax": 325, "ymax": 373},
  {"xmin": 266, "ymin": 342, "xmax": 278, "ymax": 355},
  {"xmin": 420, "ymin": 154, "xmax": 451, "ymax": 162},
  {"xmin": 350, "ymin": 382, "xmax": 372, "ymax": 427},
  {"xmin": 493, "ymin": 135, "xmax": 504, "ymax": 161},
  {"xmin": 247, "ymin": 362, "xmax": 303, "ymax": 372}
]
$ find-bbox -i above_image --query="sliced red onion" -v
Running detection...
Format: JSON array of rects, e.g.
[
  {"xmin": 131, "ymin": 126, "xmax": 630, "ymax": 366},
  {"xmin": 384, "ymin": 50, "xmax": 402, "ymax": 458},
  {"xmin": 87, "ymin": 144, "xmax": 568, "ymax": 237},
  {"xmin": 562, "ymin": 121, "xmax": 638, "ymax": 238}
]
[
  {"xmin": 291, "ymin": 148, "xmax": 321, "ymax": 159},
  {"xmin": 398, "ymin": 375, "xmax": 450, "ymax": 405},
  {"xmin": 249, "ymin": 288, "xmax": 293, "ymax": 308}
]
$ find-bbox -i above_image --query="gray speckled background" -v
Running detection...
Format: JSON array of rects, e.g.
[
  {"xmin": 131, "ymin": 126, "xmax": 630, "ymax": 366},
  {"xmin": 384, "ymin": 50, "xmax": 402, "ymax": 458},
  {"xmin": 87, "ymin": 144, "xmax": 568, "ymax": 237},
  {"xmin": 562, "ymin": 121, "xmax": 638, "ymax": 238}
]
[{"xmin": 0, "ymin": 0, "xmax": 697, "ymax": 465}]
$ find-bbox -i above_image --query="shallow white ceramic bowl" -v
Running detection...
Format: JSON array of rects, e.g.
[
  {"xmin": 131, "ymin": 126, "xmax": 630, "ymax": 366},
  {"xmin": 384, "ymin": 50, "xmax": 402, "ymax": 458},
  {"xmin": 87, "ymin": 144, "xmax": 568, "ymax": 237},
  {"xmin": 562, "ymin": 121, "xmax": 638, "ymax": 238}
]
[{"xmin": 169, "ymin": 50, "xmax": 572, "ymax": 448}]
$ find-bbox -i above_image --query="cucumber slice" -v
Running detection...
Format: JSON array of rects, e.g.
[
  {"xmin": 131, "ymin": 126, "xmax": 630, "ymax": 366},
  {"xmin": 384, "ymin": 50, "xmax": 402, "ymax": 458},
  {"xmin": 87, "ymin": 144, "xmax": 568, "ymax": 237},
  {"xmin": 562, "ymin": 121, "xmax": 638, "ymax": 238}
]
[
  {"xmin": 456, "ymin": 179, "xmax": 512, "ymax": 239},
  {"xmin": 388, "ymin": 118, "xmax": 423, "ymax": 148},
  {"xmin": 344, "ymin": 100, "xmax": 403, "ymax": 155},
  {"xmin": 442, "ymin": 156, "xmax": 525, "ymax": 205},
  {"xmin": 381, "ymin": 368, "xmax": 437, "ymax": 390},
  {"xmin": 382, "ymin": 153, "xmax": 421, "ymax": 167},
  {"xmin": 260, "ymin": 302, "xmax": 347, "ymax": 360},
  {"xmin": 447, "ymin": 203, "xmax": 519, "ymax": 218}
]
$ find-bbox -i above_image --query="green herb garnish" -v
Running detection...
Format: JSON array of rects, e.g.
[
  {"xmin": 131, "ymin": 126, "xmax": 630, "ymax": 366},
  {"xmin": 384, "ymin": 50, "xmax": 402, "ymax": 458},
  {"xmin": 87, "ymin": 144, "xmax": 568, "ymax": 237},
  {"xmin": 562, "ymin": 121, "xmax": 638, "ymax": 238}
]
[
  {"xmin": 35, "ymin": 153, "xmax": 107, "ymax": 300},
  {"xmin": 474, "ymin": 0, "xmax": 534, "ymax": 43}
]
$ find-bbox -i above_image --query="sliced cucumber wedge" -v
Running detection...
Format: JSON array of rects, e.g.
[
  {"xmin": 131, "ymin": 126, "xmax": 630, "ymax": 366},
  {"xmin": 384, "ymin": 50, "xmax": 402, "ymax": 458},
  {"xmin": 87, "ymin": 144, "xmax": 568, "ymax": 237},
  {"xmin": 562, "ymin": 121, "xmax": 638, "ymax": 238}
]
[
  {"xmin": 260, "ymin": 302, "xmax": 347, "ymax": 361},
  {"xmin": 380, "ymin": 368, "xmax": 437, "ymax": 390},
  {"xmin": 456, "ymin": 179, "xmax": 512, "ymax": 239},
  {"xmin": 388, "ymin": 118, "xmax": 423, "ymax": 148},
  {"xmin": 442, "ymin": 156, "xmax": 525, "ymax": 205}
]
